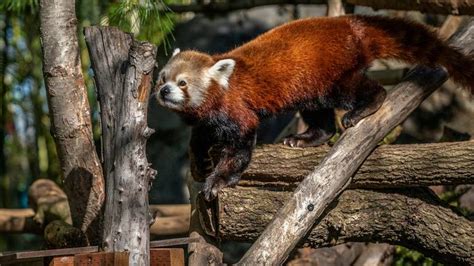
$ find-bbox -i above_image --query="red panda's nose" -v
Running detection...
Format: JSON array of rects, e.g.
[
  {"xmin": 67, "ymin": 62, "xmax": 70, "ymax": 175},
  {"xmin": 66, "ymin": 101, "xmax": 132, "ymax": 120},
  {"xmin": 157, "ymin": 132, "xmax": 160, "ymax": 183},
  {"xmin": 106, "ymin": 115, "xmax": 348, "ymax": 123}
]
[{"xmin": 160, "ymin": 85, "xmax": 171, "ymax": 97}]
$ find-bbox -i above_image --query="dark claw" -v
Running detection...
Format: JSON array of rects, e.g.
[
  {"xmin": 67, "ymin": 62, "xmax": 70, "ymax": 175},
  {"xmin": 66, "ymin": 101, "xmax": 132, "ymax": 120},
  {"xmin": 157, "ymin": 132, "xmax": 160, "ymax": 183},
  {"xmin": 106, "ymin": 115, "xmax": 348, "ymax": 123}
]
[
  {"xmin": 203, "ymin": 181, "xmax": 214, "ymax": 201},
  {"xmin": 341, "ymin": 114, "xmax": 355, "ymax": 129},
  {"xmin": 203, "ymin": 177, "xmax": 226, "ymax": 201}
]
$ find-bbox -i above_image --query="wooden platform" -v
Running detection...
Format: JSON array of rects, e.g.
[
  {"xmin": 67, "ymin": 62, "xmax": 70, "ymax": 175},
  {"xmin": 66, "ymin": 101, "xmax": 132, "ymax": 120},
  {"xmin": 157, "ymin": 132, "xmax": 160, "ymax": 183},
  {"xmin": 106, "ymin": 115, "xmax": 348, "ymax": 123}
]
[{"xmin": 0, "ymin": 238, "xmax": 195, "ymax": 265}]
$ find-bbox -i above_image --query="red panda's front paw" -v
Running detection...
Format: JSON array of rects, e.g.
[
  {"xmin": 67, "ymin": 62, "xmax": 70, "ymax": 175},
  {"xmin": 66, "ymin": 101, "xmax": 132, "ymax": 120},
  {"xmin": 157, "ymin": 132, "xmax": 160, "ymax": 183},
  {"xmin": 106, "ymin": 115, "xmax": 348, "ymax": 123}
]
[{"xmin": 342, "ymin": 113, "xmax": 362, "ymax": 129}]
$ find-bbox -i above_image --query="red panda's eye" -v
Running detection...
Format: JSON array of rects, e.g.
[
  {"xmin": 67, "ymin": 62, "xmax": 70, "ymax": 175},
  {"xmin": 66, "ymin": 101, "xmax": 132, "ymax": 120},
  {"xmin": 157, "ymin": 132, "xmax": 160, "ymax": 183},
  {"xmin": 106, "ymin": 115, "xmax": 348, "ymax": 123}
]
[{"xmin": 178, "ymin": 80, "xmax": 187, "ymax": 87}]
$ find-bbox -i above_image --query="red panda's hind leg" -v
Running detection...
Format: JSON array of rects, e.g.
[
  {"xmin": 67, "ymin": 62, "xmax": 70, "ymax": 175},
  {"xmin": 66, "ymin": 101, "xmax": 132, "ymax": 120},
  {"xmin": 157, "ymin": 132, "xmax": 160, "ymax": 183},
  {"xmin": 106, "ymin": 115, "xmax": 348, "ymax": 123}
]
[
  {"xmin": 283, "ymin": 108, "xmax": 336, "ymax": 148},
  {"xmin": 341, "ymin": 78, "xmax": 386, "ymax": 128}
]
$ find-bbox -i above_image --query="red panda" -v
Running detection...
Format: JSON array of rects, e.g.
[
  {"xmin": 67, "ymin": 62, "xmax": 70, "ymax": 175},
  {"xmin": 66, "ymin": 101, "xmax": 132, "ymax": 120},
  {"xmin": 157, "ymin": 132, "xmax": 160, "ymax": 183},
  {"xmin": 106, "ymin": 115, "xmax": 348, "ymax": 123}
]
[{"xmin": 155, "ymin": 15, "xmax": 474, "ymax": 200}]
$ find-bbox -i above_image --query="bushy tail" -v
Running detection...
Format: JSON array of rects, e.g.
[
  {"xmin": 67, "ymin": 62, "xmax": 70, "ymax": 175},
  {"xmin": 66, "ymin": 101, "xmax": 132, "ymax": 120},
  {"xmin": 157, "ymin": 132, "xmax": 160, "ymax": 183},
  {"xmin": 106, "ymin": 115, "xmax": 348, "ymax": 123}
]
[{"xmin": 351, "ymin": 15, "xmax": 474, "ymax": 92}]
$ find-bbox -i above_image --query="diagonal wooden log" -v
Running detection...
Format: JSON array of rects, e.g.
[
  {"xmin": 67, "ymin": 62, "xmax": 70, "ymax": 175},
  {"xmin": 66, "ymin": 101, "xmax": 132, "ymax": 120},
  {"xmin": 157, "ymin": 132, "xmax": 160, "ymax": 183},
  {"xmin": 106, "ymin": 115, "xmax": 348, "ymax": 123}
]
[
  {"xmin": 238, "ymin": 19, "xmax": 474, "ymax": 265},
  {"xmin": 85, "ymin": 27, "xmax": 157, "ymax": 266},
  {"xmin": 209, "ymin": 187, "xmax": 473, "ymax": 265}
]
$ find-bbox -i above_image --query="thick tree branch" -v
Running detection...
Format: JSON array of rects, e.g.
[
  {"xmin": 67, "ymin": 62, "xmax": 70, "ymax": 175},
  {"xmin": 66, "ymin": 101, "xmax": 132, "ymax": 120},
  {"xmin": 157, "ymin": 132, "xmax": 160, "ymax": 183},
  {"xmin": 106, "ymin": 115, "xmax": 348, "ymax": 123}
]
[
  {"xmin": 242, "ymin": 141, "xmax": 474, "ymax": 189},
  {"xmin": 239, "ymin": 19, "xmax": 474, "ymax": 265},
  {"xmin": 39, "ymin": 0, "xmax": 105, "ymax": 244},
  {"xmin": 208, "ymin": 187, "xmax": 473, "ymax": 265}
]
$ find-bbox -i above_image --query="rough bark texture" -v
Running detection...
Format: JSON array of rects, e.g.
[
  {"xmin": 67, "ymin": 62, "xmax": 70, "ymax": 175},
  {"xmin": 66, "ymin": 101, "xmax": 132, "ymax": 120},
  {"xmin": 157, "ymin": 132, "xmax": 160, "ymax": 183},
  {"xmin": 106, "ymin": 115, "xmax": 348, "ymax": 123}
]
[
  {"xmin": 347, "ymin": 0, "xmax": 474, "ymax": 15},
  {"xmin": 242, "ymin": 141, "xmax": 474, "ymax": 189},
  {"xmin": 209, "ymin": 187, "xmax": 474, "ymax": 265},
  {"xmin": 44, "ymin": 220, "xmax": 88, "ymax": 249},
  {"xmin": 238, "ymin": 19, "xmax": 474, "ymax": 265},
  {"xmin": 39, "ymin": 0, "xmax": 105, "ymax": 244},
  {"xmin": 84, "ymin": 26, "xmax": 157, "ymax": 266}
]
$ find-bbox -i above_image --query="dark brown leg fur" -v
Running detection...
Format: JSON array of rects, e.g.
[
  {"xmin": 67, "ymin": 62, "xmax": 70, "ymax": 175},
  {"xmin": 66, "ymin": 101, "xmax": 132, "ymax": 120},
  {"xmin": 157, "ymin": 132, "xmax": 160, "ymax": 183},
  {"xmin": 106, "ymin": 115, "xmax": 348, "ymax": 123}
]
[
  {"xmin": 283, "ymin": 108, "xmax": 336, "ymax": 147},
  {"xmin": 341, "ymin": 78, "xmax": 386, "ymax": 128}
]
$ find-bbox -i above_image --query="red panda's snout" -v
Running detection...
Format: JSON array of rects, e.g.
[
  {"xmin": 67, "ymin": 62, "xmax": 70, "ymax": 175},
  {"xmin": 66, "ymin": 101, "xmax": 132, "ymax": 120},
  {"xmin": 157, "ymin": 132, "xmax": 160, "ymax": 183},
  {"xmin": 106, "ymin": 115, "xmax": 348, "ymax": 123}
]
[{"xmin": 156, "ymin": 82, "xmax": 185, "ymax": 111}]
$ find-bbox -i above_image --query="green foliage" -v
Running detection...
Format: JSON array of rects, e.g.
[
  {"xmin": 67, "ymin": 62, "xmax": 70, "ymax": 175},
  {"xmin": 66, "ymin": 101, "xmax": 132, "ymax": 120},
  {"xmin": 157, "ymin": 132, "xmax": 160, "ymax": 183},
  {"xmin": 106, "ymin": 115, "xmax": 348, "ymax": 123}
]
[
  {"xmin": 0, "ymin": 0, "xmax": 38, "ymax": 13},
  {"xmin": 107, "ymin": 0, "xmax": 176, "ymax": 52},
  {"xmin": 439, "ymin": 187, "xmax": 472, "ymax": 217},
  {"xmin": 394, "ymin": 246, "xmax": 443, "ymax": 266}
]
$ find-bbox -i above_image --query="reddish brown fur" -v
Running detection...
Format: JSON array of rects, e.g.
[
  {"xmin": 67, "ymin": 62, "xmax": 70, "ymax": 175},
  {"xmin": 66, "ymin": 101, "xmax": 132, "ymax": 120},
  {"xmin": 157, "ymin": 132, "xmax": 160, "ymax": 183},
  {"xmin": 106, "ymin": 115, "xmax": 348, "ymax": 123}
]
[
  {"xmin": 166, "ymin": 15, "xmax": 474, "ymax": 200},
  {"xmin": 183, "ymin": 15, "xmax": 473, "ymax": 135}
]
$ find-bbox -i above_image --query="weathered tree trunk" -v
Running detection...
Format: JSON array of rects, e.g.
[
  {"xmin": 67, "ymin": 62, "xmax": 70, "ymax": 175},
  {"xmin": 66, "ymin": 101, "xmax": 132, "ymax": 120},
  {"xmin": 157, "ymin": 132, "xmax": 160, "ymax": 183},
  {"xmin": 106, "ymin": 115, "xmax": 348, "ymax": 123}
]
[
  {"xmin": 242, "ymin": 141, "xmax": 474, "ymax": 189},
  {"xmin": 238, "ymin": 19, "xmax": 474, "ymax": 265},
  {"xmin": 84, "ymin": 26, "xmax": 157, "ymax": 266},
  {"xmin": 209, "ymin": 187, "xmax": 474, "ymax": 265},
  {"xmin": 39, "ymin": 0, "xmax": 105, "ymax": 244}
]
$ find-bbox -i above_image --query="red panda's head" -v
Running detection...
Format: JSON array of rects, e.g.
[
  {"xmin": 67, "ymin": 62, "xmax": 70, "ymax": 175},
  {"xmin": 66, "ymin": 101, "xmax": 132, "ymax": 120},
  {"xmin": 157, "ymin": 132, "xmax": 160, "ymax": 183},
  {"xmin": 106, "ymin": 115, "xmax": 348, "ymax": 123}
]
[{"xmin": 155, "ymin": 49, "xmax": 235, "ymax": 118}]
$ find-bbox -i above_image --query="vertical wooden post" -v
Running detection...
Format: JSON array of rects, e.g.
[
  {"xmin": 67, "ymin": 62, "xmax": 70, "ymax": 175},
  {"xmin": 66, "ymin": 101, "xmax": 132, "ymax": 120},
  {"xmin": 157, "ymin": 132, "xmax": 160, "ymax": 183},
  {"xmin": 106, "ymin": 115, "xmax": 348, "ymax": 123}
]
[{"xmin": 84, "ymin": 27, "xmax": 157, "ymax": 265}]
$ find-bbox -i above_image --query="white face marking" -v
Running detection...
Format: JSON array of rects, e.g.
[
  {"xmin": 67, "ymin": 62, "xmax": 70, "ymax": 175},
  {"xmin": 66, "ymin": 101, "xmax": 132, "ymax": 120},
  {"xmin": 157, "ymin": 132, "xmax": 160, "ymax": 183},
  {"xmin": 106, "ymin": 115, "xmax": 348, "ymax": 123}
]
[
  {"xmin": 156, "ymin": 82, "xmax": 185, "ymax": 111},
  {"xmin": 175, "ymin": 73, "xmax": 208, "ymax": 108}
]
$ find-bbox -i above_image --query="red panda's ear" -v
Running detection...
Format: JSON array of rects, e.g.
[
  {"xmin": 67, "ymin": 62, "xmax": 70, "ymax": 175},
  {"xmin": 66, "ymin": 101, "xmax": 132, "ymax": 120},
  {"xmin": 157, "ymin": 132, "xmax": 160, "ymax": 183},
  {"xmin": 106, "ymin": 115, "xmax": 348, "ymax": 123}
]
[
  {"xmin": 172, "ymin": 48, "xmax": 180, "ymax": 57},
  {"xmin": 207, "ymin": 59, "xmax": 235, "ymax": 89}
]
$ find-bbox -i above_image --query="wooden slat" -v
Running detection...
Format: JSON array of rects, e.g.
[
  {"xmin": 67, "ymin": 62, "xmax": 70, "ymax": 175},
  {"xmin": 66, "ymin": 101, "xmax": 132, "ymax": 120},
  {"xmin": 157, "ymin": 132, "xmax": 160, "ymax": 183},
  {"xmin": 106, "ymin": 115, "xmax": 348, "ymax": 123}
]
[
  {"xmin": 0, "ymin": 238, "xmax": 192, "ymax": 264},
  {"xmin": 150, "ymin": 237, "xmax": 199, "ymax": 248},
  {"xmin": 0, "ymin": 246, "xmax": 98, "ymax": 264}
]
